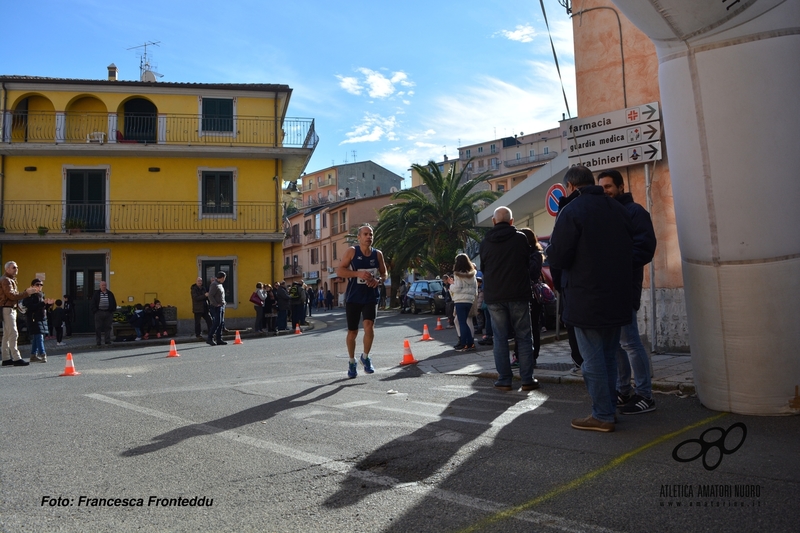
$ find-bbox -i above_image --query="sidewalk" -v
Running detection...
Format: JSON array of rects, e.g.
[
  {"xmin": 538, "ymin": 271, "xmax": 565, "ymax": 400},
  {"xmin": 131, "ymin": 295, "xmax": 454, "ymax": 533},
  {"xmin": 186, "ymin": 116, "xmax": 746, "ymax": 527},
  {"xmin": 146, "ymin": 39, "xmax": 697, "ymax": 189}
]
[{"xmin": 416, "ymin": 331, "xmax": 696, "ymax": 396}]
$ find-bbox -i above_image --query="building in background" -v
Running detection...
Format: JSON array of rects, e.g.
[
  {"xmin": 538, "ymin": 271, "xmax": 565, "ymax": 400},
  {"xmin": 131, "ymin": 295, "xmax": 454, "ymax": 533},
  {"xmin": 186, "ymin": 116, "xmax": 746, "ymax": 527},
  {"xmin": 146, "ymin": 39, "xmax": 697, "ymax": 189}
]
[{"xmin": 0, "ymin": 67, "xmax": 317, "ymax": 332}]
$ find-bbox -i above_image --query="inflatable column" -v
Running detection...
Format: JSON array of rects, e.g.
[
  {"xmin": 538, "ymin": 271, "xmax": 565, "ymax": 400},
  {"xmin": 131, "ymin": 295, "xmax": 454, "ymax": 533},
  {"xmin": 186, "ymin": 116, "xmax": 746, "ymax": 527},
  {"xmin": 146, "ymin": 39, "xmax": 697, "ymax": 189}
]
[{"xmin": 608, "ymin": 0, "xmax": 800, "ymax": 414}]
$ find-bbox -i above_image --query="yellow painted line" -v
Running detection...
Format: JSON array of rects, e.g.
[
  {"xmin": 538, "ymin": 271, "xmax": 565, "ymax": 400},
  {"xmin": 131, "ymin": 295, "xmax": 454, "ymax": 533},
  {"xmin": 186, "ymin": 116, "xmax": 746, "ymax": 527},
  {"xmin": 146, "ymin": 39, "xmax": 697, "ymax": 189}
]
[{"xmin": 455, "ymin": 412, "xmax": 728, "ymax": 533}]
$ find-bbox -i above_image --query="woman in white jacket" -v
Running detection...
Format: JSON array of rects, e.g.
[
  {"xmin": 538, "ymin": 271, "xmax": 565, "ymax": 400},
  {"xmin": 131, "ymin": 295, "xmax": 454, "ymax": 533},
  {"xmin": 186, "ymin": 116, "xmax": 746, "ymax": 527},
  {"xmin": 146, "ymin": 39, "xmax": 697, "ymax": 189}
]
[{"xmin": 450, "ymin": 253, "xmax": 478, "ymax": 350}]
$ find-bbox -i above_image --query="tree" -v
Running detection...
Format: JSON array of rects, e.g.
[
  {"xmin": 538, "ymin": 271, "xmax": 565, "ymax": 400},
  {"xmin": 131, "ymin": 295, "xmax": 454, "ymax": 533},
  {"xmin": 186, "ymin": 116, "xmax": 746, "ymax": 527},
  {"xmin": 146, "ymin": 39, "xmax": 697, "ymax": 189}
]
[{"xmin": 375, "ymin": 159, "xmax": 499, "ymax": 285}]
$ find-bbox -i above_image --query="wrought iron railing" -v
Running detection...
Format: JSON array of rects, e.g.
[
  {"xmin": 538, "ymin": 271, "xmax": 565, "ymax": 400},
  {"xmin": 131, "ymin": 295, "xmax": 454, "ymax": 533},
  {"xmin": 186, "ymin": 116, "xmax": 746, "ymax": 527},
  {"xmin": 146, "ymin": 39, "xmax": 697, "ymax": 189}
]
[
  {"xmin": 0, "ymin": 201, "xmax": 280, "ymax": 234},
  {"xmin": 3, "ymin": 111, "xmax": 317, "ymax": 149},
  {"xmin": 503, "ymin": 151, "xmax": 558, "ymax": 168}
]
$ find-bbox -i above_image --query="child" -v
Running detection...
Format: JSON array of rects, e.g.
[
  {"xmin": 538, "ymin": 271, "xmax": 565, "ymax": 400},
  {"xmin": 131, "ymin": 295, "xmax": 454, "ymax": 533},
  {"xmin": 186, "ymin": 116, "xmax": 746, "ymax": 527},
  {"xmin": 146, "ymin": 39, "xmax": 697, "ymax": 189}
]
[
  {"xmin": 129, "ymin": 304, "xmax": 145, "ymax": 340},
  {"xmin": 50, "ymin": 299, "xmax": 66, "ymax": 346},
  {"xmin": 151, "ymin": 299, "xmax": 168, "ymax": 337}
]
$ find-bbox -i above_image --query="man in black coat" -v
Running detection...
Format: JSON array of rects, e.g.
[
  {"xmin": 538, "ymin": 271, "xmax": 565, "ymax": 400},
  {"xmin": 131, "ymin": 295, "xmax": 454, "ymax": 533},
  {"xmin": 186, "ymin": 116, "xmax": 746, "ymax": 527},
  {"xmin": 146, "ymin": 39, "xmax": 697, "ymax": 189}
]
[
  {"xmin": 598, "ymin": 169, "xmax": 657, "ymax": 415},
  {"xmin": 90, "ymin": 280, "xmax": 117, "ymax": 347},
  {"xmin": 479, "ymin": 206, "xmax": 538, "ymax": 392},
  {"xmin": 548, "ymin": 166, "xmax": 634, "ymax": 432}
]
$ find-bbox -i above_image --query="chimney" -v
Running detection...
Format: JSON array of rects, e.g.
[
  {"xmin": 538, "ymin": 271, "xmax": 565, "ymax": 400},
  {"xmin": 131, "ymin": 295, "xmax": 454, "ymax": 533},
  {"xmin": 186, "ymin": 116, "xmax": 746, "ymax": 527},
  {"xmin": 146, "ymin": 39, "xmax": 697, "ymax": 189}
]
[{"xmin": 107, "ymin": 63, "xmax": 118, "ymax": 81}]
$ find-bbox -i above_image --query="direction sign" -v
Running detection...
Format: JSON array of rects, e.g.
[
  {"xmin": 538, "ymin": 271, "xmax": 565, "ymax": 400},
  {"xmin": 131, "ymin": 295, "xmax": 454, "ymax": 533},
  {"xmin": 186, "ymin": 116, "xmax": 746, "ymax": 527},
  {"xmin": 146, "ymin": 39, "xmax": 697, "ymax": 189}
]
[
  {"xmin": 562, "ymin": 102, "xmax": 660, "ymax": 138},
  {"xmin": 546, "ymin": 183, "xmax": 566, "ymax": 217},
  {"xmin": 566, "ymin": 121, "xmax": 661, "ymax": 157},
  {"xmin": 568, "ymin": 141, "xmax": 662, "ymax": 170}
]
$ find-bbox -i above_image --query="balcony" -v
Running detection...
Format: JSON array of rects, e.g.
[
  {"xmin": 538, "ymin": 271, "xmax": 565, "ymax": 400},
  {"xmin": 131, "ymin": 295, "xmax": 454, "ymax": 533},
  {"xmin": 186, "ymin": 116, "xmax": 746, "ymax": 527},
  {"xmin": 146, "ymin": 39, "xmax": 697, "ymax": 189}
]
[
  {"xmin": 503, "ymin": 151, "xmax": 558, "ymax": 168},
  {"xmin": 0, "ymin": 201, "xmax": 283, "ymax": 241}
]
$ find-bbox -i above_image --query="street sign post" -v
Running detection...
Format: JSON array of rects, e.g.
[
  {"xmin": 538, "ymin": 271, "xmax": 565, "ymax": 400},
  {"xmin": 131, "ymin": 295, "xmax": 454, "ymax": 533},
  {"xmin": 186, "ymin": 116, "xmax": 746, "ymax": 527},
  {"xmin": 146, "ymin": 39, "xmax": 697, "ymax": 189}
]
[
  {"xmin": 546, "ymin": 183, "xmax": 566, "ymax": 217},
  {"xmin": 568, "ymin": 141, "xmax": 662, "ymax": 170}
]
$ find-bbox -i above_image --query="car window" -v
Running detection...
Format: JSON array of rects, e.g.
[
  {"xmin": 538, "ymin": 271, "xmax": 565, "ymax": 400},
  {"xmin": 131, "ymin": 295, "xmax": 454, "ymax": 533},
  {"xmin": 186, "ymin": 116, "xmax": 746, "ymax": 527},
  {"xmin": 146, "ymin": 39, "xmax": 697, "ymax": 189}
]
[
  {"xmin": 428, "ymin": 281, "xmax": 443, "ymax": 292},
  {"xmin": 410, "ymin": 283, "xmax": 419, "ymax": 292}
]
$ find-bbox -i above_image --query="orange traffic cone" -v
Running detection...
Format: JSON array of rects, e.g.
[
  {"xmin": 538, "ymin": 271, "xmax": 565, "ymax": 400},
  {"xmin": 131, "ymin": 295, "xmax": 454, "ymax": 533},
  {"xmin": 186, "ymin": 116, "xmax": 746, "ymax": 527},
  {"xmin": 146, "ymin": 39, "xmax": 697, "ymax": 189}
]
[
  {"xmin": 234, "ymin": 330, "xmax": 243, "ymax": 345},
  {"xmin": 167, "ymin": 339, "xmax": 180, "ymax": 358},
  {"xmin": 295, "ymin": 324, "xmax": 302, "ymax": 335},
  {"xmin": 399, "ymin": 339, "xmax": 419, "ymax": 366},
  {"xmin": 421, "ymin": 324, "xmax": 433, "ymax": 341},
  {"xmin": 59, "ymin": 353, "xmax": 81, "ymax": 376},
  {"xmin": 435, "ymin": 317, "xmax": 444, "ymax": 331}
]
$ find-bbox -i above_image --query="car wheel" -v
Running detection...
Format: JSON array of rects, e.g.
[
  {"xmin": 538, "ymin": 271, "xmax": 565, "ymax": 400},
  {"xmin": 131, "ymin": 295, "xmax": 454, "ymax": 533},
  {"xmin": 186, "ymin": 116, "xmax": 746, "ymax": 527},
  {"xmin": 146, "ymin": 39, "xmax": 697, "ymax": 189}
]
[
  {"xmin": 410, "ymin": 301, "xmax": 419, "ymax": 314},
  {"xmin": 429, "ymin": 300, "xmax": 437, "ymax": 315}
]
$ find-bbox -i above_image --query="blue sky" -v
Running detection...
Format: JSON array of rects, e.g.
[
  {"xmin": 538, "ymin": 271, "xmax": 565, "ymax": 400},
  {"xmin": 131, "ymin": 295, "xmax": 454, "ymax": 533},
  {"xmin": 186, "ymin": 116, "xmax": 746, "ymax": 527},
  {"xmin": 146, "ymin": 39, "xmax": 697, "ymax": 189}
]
[{"xmin": 3, "ymin": 0, "xmax": 577, "ymax": 183}]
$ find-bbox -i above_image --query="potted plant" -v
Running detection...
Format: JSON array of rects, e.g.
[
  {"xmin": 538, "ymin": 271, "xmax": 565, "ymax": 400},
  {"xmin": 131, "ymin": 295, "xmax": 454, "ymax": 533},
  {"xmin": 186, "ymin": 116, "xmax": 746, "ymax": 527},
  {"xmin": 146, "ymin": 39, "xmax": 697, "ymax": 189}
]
[
  {"xmin": 64, "ymin": 217, "xmax": 86, "ymax": 234},
  {"xmin": 283, "ymin": 264, "xmax": 291, "ymax": 271},
  {"xmin": 37, "ymin": 226, "xmax": 49, "ymax": 236}
]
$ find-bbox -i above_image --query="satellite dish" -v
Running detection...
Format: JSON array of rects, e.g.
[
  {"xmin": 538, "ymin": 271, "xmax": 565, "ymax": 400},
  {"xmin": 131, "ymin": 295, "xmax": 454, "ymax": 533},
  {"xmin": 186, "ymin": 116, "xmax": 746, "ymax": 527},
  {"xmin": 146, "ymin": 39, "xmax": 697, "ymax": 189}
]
[
  {"xmin": 337, "ymin": 189, "xmax": 346, "ymax": 198},
  {"xmin": 389, "ymin": 187, "xmax": 398, "ymax": 193}
]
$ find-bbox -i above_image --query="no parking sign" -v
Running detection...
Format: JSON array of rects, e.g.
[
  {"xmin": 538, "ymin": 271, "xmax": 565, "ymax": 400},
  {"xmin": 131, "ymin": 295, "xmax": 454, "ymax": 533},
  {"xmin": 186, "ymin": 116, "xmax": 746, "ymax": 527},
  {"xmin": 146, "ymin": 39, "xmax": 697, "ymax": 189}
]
[{"xmin": 546, "ymin": 184, "xmax": 566, "ymax": 217}]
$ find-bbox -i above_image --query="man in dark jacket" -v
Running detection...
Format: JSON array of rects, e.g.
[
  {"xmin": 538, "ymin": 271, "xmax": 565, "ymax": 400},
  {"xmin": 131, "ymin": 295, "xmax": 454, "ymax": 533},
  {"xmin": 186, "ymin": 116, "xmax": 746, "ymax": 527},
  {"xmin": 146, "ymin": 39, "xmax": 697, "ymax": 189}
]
[
  {"xmin": 548, "ymin": 166, "xmax": 634, "ymax": 432},
  {"xmin": 598, "ymin": 169, "xmax": 658, "ymax": 414},
  {"xmin": 90, "ymin": 281, "xmax": 117, "ymax": 347},
  {"xmin": 275, "ymin": 281, "xmax": 291, "ymax": 331},
  {"xmin": 191, "ymin": 277, "xmax": 212, "ymax": 339},
  {"xmin": 479, "ymin": 206, "xmax": 538, "ymax": 392}
]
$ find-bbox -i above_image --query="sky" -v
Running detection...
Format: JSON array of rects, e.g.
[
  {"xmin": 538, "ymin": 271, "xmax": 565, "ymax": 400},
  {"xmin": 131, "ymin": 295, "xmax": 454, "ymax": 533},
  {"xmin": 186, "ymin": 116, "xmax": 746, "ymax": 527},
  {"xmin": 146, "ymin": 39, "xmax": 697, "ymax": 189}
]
[{"xmin": 2, "ymin": 0, "xmax": 577, "ymax": 184}]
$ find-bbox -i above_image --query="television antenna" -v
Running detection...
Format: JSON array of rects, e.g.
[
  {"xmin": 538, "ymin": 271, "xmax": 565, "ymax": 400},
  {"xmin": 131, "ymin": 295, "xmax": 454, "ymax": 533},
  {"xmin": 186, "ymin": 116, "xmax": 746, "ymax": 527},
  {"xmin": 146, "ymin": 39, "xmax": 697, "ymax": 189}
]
[{"xmin": 128, "ymin": 41, "xmax": 164, "ymax": 81}]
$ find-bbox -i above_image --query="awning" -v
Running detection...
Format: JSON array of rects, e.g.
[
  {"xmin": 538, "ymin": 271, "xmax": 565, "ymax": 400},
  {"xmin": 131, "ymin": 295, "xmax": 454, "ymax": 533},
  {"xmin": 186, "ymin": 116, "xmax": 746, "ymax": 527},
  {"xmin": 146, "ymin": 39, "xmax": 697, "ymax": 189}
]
[{"xmin": 476, "ymin": 150, "xmax": 569, "ymax": 227}]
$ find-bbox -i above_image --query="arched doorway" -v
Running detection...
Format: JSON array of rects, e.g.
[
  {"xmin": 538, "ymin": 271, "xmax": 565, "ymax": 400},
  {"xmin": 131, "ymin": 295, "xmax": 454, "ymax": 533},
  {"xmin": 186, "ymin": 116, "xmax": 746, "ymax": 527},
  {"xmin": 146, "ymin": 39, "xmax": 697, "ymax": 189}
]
[{"xmin": 122, "ymin": 98, "xmax": 157, "ymax": 143}]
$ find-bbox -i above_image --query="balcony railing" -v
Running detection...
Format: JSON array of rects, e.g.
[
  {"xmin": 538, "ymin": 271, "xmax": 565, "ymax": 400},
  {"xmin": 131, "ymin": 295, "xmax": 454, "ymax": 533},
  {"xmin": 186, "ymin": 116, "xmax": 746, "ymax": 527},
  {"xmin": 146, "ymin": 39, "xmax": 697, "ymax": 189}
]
[
  {"xmin": 503, "ymin": 151, "xmax": 558, "ymax": 168},
  {"xmin": 3, "ymin": 111, "xmax": 317, "ymax": 149},
  {"xmin": 0, "ymin": 201, "xmax": 280, "ymax": 234}
]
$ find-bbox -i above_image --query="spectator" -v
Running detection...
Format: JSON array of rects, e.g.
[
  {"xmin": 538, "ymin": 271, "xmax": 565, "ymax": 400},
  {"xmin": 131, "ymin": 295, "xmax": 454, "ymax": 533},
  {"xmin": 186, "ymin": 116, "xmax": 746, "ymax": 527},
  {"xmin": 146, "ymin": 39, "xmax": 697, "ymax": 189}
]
[
  {"xmin": 325, "ymin": 288, "xmax": 334, "ymax": 311},
  {"xmin": 63, "ymin": 294, "xmax": 76, "ymax": 338},
  {"xmin": 289, "ymin": 282, "xmax": 304, "ymax": 330},
  {"xmin": 23, "ymin": 278, "xmax": 54, "ymax": 363},
  {"xmin": 129, "ymin": 303, "xmax": 146, "ymax": 340},
  {"xmin": 0, "ymin": 261, "xmax": 36, "ymax": 366},
  {"xmin": 207, "ymin": 271, "xmax": 227, "ymax": 346},
  {"xmin": 275, "ymin": 281, "xmax": 290, "ymax": 331},
  {"xmin": 519, "ymin": 228, "xmax": 544, "ymax": 365},
  {"xmin": 317, "ymin": 287, "xmax": 325, "ymax": 310},
  {"xmin": 253, "ymin": 282, "xmax": 267, "ymax": 333},
  {"xmin": 50, "ymin": 298, "xmax": 66, "ymax": 346},
  {"xmin": 90, "ymin": 280, "xmax": 117, "ymax": 347},
  {"xmin": 191, "ymin": 277, "xmax": 212, "ymax": 340},
  {"xmin": 264, "ymin": 284, "xmax": 277, "ymax": 333},
  {"xmin": 451, "ymin": 254, "xmax": 478, "ymax": 351}
]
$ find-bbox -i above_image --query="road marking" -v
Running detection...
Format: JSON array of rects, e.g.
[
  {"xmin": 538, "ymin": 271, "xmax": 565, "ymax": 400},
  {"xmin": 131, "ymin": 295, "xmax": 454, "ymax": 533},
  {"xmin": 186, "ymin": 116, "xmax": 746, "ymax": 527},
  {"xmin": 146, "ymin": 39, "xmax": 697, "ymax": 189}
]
[
  {"xmin": 87, "ymin": 392, "xmax": 615, "ymax": 532},
  {"xmin": 455, "ymin": 412, "xmax": 729, "ymax": 533}
]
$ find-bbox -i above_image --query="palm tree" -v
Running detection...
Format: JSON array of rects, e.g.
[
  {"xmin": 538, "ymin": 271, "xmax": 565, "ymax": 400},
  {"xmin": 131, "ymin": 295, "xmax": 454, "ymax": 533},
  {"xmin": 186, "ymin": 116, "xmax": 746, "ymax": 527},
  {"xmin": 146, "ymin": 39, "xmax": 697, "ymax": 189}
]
[{"xmin": 375, "ymin": 159, "xmax": 499, "ymax": 282}]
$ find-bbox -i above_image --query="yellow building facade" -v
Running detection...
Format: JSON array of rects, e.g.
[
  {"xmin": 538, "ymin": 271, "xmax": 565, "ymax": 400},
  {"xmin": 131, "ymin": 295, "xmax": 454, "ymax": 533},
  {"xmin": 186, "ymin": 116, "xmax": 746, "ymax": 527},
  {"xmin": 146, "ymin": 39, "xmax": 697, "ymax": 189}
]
[{"xmin": 0, "ymin": 73, "xmax": 317, "ymax": 333}]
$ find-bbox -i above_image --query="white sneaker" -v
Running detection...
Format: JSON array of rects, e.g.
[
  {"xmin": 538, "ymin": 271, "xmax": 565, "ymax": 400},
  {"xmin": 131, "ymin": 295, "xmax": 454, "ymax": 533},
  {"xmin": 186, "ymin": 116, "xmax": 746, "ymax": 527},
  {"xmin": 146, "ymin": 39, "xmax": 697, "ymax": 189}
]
[
  {"xmin": 135, "ymin": 337, "xmax": 142, "ymax": 341},
  {"xmin": 56, "ymin": 342, "xmax": 66, "ymax": 346}
]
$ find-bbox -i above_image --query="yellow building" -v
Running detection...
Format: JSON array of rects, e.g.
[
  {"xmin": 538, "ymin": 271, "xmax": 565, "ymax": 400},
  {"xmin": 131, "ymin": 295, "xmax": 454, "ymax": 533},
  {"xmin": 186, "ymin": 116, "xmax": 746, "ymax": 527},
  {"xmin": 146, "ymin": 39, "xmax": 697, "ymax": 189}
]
[{"xmin": 0, "ymin": 69, "xmax": 317, "ymax": 333}]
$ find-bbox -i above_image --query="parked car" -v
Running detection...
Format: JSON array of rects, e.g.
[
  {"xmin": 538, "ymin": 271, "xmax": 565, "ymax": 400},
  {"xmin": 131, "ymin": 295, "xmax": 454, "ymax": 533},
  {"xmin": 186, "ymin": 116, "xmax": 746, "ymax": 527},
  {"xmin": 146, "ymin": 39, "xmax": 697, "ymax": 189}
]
[{"xmin": 405, "ymin": 279, "xmax": 446, "ymax": 315}]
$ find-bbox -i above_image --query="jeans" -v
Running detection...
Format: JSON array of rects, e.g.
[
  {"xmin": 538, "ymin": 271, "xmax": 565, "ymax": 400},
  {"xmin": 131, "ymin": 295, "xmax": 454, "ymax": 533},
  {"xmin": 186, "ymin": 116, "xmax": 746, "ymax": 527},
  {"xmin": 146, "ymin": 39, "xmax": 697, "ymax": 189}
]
[
  {"xmin": 616, "ymin": 309, "xmax": 652, "ymax": 398},
  {"xmin": 31, "ymin": 333, "xmax": 46, "ymax": 355},
  {"xmin": 277, "ymin": 309, "xmax": 288, "ymax": 330},
  {"xmin": 454, "ymin": 302, "xmax": 474, "ymax": 346},
  {"xmin": 574, "ymin": 326, "xmax": 621, "ymax": 423},
  {"xmin": 488, "ymin": 301, "xmax": 534, "ymax": 386},
  {"xmin": 254, "ymin": 305, "xmax": 265, "ymax": 332},
  {"xmin": 483, "ymin": 308, "xmax": 493, "ymax": 338},
  {"xmin": 209, "ymin": 306, "xmax": 225, "ymax": 342}
]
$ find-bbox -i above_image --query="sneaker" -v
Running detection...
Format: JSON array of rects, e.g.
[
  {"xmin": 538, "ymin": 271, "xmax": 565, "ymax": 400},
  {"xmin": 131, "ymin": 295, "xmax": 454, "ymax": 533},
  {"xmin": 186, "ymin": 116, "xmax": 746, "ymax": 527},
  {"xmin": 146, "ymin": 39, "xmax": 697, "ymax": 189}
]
[
  {"xmin": 453, "ymin": 343, "xmax": 465, "ymax": 350},
  {"xmin": 619, "ymin": 395, "xmax": 656, "ymax": 415},
  {"xmin": 460, "ymin": 344, "xmax": 475, "ymax": 351},
  {"xmin": 541, "ymin": 327, "xmax": 547, "ymax": 333},
  {"xmin": 216, "ymin": 340, "xmax": 228, "ymax": 345},
  {"xmin": 521, "ymin": 380, "xmax": 539, "ymax": 391},
  {"xmin": 30, "ymin": 354, "xmax": 44, "ymax": 363},
  {"xmin": 135, "ymin": 337, "xmax": 142, "ymax": 341},
  {"xmin": 13, "ymin": 359, "xmax": 30, "ymax": 367},
  {"xmin": 56, "ymin": 342, "xmax": 66, "ymax": 346},
  {"xmin": 616, "ymin": 391, "xmax": 633, "ymax": 407},
  {"xmin": 493, "ymin": 381, "xmax": 512, "ymax": 391},
  {"xmin": 359, "ymin": 354, "xmax": 374, "ymax": 374},
  {"xmin": 348, "ymin": 361, "xmax": 358, "ymax": 379},
  {"xmin": 478, "ymin": 337, "xmax": 493, "ymax": 346},
  {"xmin": 570, "ymin": 366, "xmax": 582, "ymax": 376},
  {"xmin": 571, "ymin": 415, "xmax": 615, "ymax": 432},
  {"xmin": 206, "ymin": 339, "xmax": 217, "ymax": 346}
]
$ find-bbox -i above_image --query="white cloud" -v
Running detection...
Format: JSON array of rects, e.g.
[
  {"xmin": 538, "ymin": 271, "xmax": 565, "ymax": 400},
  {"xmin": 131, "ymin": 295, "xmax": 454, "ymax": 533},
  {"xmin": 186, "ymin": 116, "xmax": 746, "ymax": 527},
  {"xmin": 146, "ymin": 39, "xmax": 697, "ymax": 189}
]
[
  {"xmin": 498, "ymin": 24, "xmax": 537, "ymax": 43},
  {"xmin": 337, "ymin": 75, "xmax": 363, "ymax": 95},
  {"xmin": 336, "ymin": 68, "xmax": 415, "ymax": 100},
  {"xmin": 340, "ymin": 113, "xmax": 398, "ymax": 144}
]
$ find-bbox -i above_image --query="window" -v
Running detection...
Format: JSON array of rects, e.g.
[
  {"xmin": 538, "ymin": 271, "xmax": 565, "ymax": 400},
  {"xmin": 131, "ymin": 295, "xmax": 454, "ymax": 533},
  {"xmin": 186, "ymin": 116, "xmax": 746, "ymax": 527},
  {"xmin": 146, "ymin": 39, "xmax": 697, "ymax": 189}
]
[
  {"xmin": 530, "ymin": 149, "xmax": 536, "ymax": 157},
  {"xmin": 333, "ymin": 242, "xmax": 338, "ymax": 260},
  {"xmin": 465, "ymin": 149, "xmax": 471, "ymax": 158},
  {"xmin": 322, "ymin": 213, "xmax": 327, "ymax": 229},
  {"xmin": 497, "ymin": 184, "xmax": 505, "ymax": 192},
  {"xmin": 65, "ymin": 168, "xmax": 107, "ymax": 231},
  {"xmin": 516, "ymin": 152, "xmax": 521, "ymax": 160},
  {"xmin": 544, "ymin": 146, "xmax": 549, "ymax": 154},
  {"xmin": 202, "ymin": 259, "xmax": 234, "ymax": 306},
  {"xmin": 331, "ymin": 212, "xmax": 339, "ymax": 235},
  {"xmin": 311, "ymin": 248, "xmax": 319, "ymax": 264},
  {"xmin": 490, "ymin": 144, "xmax": 496, "ymax": 153},
  {"xmin": 340, "ymin": 209, "xmax": 347, "ymax": 233},
  {"xmin": 478, "ymin": 146, "xmax": 484, "ymax": 154},
  {"xmin": 202, "ymin": 170, "xmax": 234, "ymax": 214},
  {"xmin": 201, "ymin": 98, "xmax": 233, "ymax": 133}
]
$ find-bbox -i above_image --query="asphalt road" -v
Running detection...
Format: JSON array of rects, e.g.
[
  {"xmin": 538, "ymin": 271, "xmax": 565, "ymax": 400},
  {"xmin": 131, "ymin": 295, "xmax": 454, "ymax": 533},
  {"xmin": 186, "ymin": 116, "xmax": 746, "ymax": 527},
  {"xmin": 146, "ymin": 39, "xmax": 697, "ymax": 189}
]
[{"xmin": 1, "ymin": 309, "xmax": 798, "ymax": 532}]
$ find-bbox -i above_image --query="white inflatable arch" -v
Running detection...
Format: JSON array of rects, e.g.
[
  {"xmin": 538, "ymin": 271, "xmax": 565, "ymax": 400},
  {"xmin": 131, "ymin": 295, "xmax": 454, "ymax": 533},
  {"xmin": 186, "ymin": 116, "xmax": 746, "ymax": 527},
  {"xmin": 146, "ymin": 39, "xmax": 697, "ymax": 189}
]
[{"xmin": 609, "ymin": 0, "xmax": 800, "ymax": 415}]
